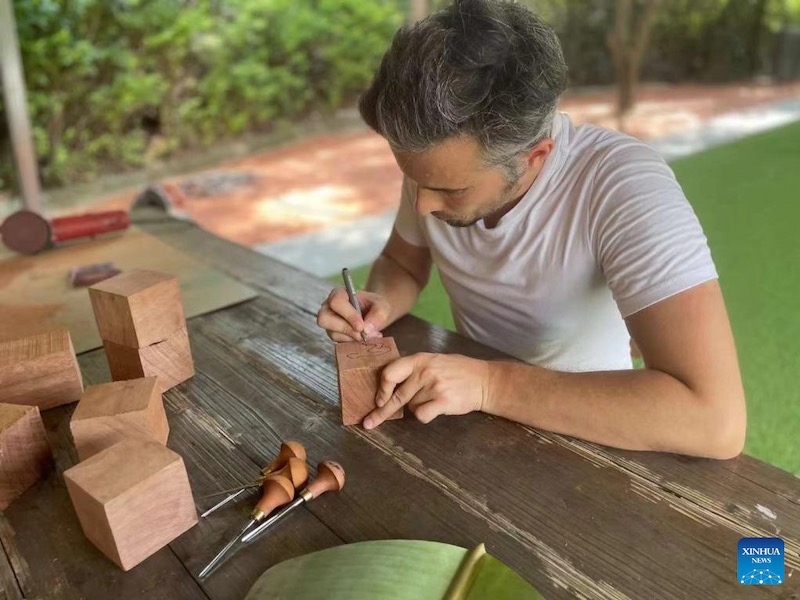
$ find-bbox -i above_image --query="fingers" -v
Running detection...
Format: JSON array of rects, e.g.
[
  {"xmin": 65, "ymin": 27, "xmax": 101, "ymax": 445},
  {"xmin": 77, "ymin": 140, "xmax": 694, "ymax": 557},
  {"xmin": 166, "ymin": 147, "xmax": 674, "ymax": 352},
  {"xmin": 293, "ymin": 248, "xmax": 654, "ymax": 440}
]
[
  {"xmin": 375, "ymin": 356, "xmax": 417, "ymax": 407},
  {"xmin": 317, "ymin": 287, "xmax": 392, "ymax": 342},
  {"xmin": 316, "ymin": 288, "xmax": 363, "ymax": 342},
  {"xmin": 410, "ymin": 398, "xmax": 448, "ymax": 424},
  {"xmin": 364, "ymin": 356, "xmax": 421, "ymax": 429},
  {"xmin": 360, "ymin": 294, "xmax": 391, "ymax": 338}
]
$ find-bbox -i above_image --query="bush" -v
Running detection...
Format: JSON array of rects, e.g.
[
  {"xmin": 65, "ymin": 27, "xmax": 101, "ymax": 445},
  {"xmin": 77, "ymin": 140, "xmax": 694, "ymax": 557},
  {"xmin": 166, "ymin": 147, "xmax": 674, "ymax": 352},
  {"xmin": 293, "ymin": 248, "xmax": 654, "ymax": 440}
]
[{"xmin": 1, "ymin": 0, "xmax": 403, "ymax": 189}]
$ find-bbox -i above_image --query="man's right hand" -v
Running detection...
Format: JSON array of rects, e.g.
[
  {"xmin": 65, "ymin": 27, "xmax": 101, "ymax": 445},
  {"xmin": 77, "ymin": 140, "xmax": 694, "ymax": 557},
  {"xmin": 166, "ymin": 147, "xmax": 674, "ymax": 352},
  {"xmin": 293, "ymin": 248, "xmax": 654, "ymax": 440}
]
[{"xmin": 317, "ymin": 287, "xmax": 392, "ymax": 342}]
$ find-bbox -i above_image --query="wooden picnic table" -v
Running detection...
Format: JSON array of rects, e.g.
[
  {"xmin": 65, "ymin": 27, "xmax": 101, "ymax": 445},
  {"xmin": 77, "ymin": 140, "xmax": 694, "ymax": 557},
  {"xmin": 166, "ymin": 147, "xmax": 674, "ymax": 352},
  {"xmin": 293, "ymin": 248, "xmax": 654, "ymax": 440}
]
[{"xmin": 1, "ymin": 208, "xmax": 798, "ymax": 599}]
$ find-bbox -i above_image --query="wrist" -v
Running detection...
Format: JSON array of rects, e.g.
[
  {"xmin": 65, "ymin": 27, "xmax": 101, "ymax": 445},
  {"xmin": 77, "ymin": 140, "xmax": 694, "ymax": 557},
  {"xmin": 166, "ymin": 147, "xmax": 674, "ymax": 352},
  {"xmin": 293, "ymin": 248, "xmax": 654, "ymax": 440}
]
[{"xmin": 481, "ymin": 360, "xmax": 501, "ymax": 414}]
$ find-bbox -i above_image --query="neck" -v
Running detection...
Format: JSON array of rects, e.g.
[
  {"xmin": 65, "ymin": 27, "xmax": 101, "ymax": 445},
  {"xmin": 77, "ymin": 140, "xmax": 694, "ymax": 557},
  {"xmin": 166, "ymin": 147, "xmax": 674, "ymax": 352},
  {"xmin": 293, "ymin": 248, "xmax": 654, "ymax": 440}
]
[{"xmin": 482, "ymin": 165, "xmax": 542, "ymax": 229}]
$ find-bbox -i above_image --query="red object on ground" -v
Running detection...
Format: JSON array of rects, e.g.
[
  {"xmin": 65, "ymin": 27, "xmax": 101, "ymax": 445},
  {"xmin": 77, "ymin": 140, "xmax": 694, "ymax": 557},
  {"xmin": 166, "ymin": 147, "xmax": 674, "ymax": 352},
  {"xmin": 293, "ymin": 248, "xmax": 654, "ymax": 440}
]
[
  {"xmin": 50, "ymin": 211, "xmax": 129, "ymax": 243},
  {"xmin": 0, "ymin": 210, "xmax": 130, "ymax": 255}
]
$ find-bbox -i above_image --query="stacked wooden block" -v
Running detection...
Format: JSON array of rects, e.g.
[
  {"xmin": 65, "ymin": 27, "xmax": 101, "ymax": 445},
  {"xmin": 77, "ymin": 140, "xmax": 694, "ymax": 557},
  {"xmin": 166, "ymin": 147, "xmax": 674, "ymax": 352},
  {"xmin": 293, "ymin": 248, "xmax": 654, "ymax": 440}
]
[
  {"xmin": 64, "ymin": 437, "xmax": 197, "ymax": 571},
  {"xmin": 66, "ymin": 377, "xmax": 196, "ymax": 571},
  {"xmin": 70, "ymin": 377, "xmax": 169, "ymax": 461},
  {"xmin": 0, "ymin": 325, "xmax": 83, "ymax": 508},
  {"xmin": 56, "ymin": 270, "xmax": 200, "ymax": 571},
  {"xmin": 89, "ymin": 270, "xmax": 194, "ymax": 393}
]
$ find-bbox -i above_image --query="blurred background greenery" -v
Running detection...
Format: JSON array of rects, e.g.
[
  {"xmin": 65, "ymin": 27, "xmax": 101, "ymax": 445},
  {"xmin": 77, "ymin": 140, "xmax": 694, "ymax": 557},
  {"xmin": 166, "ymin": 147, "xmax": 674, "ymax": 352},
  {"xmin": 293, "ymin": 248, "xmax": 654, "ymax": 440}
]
[
  {"xmin": 2, "ymin": 0, "xmax": 800, "ymax": 190},
  {"xmin": 1, "ymin": 0, "xmax": 404, "ymax": 188}
]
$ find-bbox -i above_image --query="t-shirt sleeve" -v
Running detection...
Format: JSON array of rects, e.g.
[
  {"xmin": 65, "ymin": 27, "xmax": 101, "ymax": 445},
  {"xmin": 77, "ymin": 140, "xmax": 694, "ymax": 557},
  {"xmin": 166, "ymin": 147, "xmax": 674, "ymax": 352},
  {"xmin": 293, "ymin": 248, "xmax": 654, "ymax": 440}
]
[
  {"xmin": 393, "ymin": 175, "xmax": 428, "ymax": 247},
  {"xmin": 590, "ymin": 140, "xmax": 718, "ymax": 318}
]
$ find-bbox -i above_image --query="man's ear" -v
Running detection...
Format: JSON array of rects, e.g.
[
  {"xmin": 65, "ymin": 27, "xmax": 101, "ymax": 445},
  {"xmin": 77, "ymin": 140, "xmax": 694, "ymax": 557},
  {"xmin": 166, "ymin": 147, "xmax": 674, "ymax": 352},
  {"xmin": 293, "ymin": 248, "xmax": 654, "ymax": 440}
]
[{"xmin": 526, "ymin": 138, "xmax": 555, "ymax": 170}]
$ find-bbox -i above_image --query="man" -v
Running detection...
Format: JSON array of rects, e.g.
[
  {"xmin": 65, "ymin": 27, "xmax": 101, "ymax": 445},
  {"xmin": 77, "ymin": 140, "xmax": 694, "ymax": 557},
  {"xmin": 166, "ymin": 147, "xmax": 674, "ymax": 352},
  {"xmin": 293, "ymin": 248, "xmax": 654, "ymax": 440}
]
[{"xmin": 316, "ymin": 0, "xmax": 746, "ymax": 459}]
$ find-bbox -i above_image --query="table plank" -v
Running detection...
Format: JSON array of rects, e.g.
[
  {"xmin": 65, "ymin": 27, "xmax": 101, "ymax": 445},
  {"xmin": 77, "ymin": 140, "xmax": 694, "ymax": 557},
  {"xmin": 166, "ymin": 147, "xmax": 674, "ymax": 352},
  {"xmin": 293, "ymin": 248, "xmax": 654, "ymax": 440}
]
[
  {"xmin": 179, "ymin": 316, "xmax": 617, "ymax": 599},
  {"xmin": 0, "ymin": 518, "xmax": 25, "ymax": 600},
  {"xmin": 179, "ymin": 293, "xmax": 796, "ymax": 597}
]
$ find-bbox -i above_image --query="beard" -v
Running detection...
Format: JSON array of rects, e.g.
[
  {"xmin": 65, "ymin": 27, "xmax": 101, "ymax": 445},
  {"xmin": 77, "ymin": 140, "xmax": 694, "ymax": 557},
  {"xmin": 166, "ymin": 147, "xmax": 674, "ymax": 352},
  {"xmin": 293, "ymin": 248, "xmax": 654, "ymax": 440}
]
[
  {"xmin": 432, "ymin": 176, "xmax": 523, "ymax": 228},
  {"xmin": 433, "ymin": 212, "xmax": 484, "ymax": 227}
]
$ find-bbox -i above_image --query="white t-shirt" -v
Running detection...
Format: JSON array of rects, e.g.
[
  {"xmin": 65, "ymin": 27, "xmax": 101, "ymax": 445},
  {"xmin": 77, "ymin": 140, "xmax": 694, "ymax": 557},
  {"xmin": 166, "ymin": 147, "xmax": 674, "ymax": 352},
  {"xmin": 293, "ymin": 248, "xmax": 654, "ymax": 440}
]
[{"xmin": 393, "ymin": 112, "xmax": 718, "ymax": 372}]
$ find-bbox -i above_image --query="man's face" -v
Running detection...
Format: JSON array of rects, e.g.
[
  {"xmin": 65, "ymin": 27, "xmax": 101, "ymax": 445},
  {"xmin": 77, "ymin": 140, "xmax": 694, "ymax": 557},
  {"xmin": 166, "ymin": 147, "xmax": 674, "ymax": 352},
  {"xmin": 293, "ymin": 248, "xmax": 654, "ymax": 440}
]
[{"xmin": 393, "ymin": 136, "xmax": 527, "ymax": 227}]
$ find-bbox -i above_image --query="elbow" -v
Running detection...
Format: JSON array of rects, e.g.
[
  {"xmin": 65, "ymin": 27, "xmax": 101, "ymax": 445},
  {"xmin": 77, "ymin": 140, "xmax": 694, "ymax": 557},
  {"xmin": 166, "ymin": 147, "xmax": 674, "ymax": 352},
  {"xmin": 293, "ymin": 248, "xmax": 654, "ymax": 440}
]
[
  {"xmin": 706, "ymin": 428, "xmax": 745, "ymax": 460},
  {"xmin": 702, "ymin": 393, "xmax": 747, "ymax": 460}
]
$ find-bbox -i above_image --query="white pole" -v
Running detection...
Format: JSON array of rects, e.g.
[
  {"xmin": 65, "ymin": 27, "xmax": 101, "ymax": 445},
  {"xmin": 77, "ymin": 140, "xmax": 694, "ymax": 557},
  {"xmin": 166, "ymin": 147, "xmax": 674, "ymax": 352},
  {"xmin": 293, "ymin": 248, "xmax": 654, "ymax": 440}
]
[
  {"xmin": 0, "ymin": 0, "xmax": 43, "ymax": 213},
  {"xmin": 410, "ymin": 0, "xmax": 428, "ymax": 23}
]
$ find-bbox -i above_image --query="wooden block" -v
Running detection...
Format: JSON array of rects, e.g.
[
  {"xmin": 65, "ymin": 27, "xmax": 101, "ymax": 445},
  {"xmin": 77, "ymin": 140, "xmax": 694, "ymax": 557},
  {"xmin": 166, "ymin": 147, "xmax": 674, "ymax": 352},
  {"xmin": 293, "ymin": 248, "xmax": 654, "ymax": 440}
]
[
  {"xmin": 89, "ymin": 270, "xmax": 186, "ymax": 348},
  {"xmin": 0, "ymin": 403, "xmax": 52, "ymax": 509},
  {"xmin": 0, "ymin": 326, "xmax": 84, "ymax": 410},
  {"xmin": 70, "ymin": 377, "xmax": 169, "ymax": 461},
  {"xmin": 104, "ymin": 326, "xmax": 194, "ymax": 393},
  {"xmin": 64, "ymin": 439, "xmax": 197, "ymax": 571},
  {"xmin": 334, "ymin": 337, "xmax": 403, "ymax": 426}
]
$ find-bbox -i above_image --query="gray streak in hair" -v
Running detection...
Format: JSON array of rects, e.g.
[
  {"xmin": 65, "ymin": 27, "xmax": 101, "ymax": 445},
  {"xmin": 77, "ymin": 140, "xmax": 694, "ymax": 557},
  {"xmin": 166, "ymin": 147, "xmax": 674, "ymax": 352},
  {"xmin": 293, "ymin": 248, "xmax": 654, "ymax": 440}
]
[{"xmin": 360, "ymin": 0, "xmax": 568, "ymax": 181}]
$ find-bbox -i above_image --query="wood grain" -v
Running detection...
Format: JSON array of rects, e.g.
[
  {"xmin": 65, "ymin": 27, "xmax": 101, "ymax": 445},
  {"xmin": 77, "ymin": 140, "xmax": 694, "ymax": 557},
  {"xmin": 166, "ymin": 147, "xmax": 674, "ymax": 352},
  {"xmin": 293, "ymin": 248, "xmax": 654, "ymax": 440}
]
[
  {"xmin": 70, "ymin": 377, "xmax": 169, "ymax": 461},
  {"xmin": 0, "ymin": 404, "xmax": 52, "ymax": 510},
  {"xmin": 104, "ymin": 326, "xmax": 195, "ymax": 393},
  {"xmin": 0, "ymin": 326, "xmax": 84, "ymax": 410},
  {"xmin": 64, "ymin": 439, "xmax": 198, "ymax": 572},
  {"xmin": 89, "ymin": 269, "xmax": 185, "ymax": 348},
  {"xmin": 0, "ymin": 517, "xmax": 28, "ymax": 600},
  {"xmin": 335, "ymin": 338, "xmax": 402, "ymax": 426}
]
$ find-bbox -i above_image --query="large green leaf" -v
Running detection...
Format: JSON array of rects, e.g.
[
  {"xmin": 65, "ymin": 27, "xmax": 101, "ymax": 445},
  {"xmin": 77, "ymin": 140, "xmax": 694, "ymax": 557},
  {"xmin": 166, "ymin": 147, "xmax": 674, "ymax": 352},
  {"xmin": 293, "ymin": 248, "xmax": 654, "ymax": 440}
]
[{"xmin": 244, "ymin": 540, "xmax": 543, "ymax": 600}]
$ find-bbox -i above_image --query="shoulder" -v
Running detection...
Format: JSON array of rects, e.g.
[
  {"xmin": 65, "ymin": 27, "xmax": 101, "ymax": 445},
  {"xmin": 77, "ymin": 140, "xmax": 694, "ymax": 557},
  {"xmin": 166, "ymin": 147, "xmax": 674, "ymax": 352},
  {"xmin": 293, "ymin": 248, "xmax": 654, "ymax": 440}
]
[{"xmin": 570, "ymin": 123, "xmax": 672, "ymax": 181}]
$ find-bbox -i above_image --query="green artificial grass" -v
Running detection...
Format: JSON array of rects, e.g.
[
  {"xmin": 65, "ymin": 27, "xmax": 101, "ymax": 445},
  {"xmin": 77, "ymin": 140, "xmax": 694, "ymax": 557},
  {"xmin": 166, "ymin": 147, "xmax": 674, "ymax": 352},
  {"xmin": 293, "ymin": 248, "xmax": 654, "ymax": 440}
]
[
  {"xmin": 672, "ymin": 122, "xmax": 800, "ymax": 474},
  {"xmin": 331, "ymin": 121, "xmax": 800, "ymax": 473}
]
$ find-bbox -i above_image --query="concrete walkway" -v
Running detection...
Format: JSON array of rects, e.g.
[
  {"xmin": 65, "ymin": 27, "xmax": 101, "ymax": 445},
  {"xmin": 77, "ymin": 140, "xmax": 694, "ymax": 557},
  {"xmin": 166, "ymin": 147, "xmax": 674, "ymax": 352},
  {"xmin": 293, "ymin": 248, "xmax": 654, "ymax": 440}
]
[{"xmin": 256, "ymin": 96, "xmax": 800, "ymax": 278}]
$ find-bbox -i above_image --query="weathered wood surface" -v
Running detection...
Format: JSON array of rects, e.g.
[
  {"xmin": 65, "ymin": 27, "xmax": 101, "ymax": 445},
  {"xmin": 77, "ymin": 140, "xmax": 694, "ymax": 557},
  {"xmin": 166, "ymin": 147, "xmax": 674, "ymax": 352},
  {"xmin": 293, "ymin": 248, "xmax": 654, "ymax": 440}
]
[{"xmin": 1, "ymin": 209, "xmax": 797, "ymax": 599}]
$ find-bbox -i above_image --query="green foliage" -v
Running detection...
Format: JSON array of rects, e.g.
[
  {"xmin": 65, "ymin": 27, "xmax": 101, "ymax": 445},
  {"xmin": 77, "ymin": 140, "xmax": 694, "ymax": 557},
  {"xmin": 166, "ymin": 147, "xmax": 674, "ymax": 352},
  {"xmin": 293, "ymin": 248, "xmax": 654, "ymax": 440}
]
[
  {"xmin": 442, "ymin": 0, "xmax": 800, "ymax": 86},
  {"xmin": 1, "ymin": 0, "xmax": 402, "ymax": 188}
]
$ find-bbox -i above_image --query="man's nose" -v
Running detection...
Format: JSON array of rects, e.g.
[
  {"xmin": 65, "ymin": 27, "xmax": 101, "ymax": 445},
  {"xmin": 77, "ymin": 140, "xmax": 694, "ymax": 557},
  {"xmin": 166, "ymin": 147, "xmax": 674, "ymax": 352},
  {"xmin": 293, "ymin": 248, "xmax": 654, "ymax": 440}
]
[{"xmin": 414, "ymin": 188, "xmax": 440, "ymax": 216}]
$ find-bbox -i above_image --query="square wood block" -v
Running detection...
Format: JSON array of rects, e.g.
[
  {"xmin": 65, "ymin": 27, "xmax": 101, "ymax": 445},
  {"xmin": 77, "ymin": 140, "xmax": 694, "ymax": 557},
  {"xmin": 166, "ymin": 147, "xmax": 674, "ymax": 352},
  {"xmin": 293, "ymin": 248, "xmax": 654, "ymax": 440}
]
[
  {"xmin": 335, "ymin": 337, "xmax": 403, "ymax": 426},
  {"xmin": 89, "ymin": 270, "xmax": 186, "ymax": 348},
  {"xmin": 64, "ymin": 439, "xmax": 197, "ymax": 571},
  {"xmin": 0, "ymin": 326, "xmax": 84, "ymax": 410},
  {"xmin": 70, "ymin": 377, "xmax": 169, "ymax": 461},
  {"xmin": 0, "ymin": 403, "xmax": 52, "ymax": 509},
  {"xmin": 104, "ymin": 326, "xmax": 194, "ymax": 393}
]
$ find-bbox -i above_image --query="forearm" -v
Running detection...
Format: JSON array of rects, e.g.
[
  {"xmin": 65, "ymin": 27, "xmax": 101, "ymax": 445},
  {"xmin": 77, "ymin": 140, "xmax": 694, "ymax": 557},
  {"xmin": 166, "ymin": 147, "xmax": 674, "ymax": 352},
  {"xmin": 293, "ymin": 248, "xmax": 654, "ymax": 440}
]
[
  {"xmin": 483, "ymin": 361, "xmax": 745, "ymax": 459},
  {"xmin": 365, "ymin": 253, "xmax": 426, "ymax": 326}
]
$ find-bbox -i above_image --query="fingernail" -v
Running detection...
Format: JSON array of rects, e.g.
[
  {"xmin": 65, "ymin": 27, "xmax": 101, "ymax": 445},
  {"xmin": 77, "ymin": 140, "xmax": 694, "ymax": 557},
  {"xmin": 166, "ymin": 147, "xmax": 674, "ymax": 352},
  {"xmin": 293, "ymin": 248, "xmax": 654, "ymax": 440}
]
[
  {"xmin": 363, "ymin": 417, "xmax": 374, "ymax": 429},
  {"xmin": 364, "ymin": 323, "xmax": 375, "ymax": 335}
]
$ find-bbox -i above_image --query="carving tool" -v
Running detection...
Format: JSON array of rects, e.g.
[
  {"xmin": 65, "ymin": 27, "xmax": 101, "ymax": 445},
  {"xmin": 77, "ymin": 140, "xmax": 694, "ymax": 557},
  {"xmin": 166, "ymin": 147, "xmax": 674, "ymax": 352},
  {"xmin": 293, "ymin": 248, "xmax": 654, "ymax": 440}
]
[
  {"xmin": 200, "ymin": 441, "xmax": 306, "ymax": 517},
  {"xmin": 342, "ymin": 268, "xmax": 368, "ymax": 343},
  {"xmin": 198, "ymin": 460, "xmax": 307, "ymax": 578},
  {"xmin": 241, "ymin": 461, "xmax": 346, "ymax": 544}
]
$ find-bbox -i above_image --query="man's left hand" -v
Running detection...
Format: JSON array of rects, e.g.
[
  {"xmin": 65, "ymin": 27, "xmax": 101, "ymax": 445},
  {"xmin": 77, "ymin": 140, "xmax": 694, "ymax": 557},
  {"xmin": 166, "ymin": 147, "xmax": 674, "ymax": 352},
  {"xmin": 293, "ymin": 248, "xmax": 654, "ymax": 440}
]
[{"xmin": 363, "ymin": 353, "xmax": 490, "ymax": 429}]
